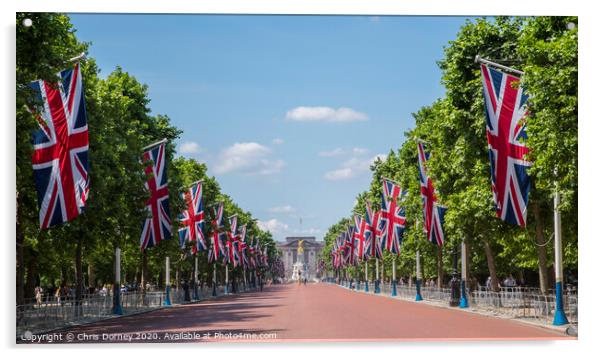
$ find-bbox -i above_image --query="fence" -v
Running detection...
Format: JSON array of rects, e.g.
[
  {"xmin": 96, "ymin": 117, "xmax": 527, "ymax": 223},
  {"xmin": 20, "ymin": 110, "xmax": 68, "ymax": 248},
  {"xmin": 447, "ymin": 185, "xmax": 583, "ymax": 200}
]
[
  {"xmin": 17, "ymin": 282, "xmax": 261, "ymax": 337},
  {"xmin": 333, "ymin": 279, "xmax": 578, "ymax": 326}
]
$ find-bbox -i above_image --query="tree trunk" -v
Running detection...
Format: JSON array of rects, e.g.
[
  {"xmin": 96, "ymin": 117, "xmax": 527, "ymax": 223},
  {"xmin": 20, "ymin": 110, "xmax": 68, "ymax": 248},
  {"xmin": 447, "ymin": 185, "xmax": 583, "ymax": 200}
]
[
  {"xmin": 533, "ymin": 200, "xmax": 550, "ymax": 294},
  {"xmin": 25, "ymin": 248, "xmax": 37, "ymax": 299},
  {"xmin": 437, "ymin": 246, "xmax": 443, "ymax": 288},
  {"xmin": 88, "ymin": 262, "xmax": 95, "ymax": 291},
  {"xmin": 482, "ymin": 238, "xmax": 500, "ymax": 292}
]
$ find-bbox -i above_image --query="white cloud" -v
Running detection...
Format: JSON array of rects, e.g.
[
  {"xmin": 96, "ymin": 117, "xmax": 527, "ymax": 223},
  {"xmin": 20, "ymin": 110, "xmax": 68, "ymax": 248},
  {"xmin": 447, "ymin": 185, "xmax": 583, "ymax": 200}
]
[
  {"xmin": 318, "ymin": 148, "xmax": 345, "ymax": 157},
  {"xmin": 324, "ymin": 154, "xmax": 386, "ymax": 181},
  {"xmin": 268, "ymin": 205, "xmax": 295, "ymax": 213},
  {"xmin": 285, "ymin": 106, "xmax": 368, "ymax": 123},
  {"xmin": 324, "ymin": 168, "xmax": 354, "ymax": 180},
  {"xmin": 352, "ymin": 147, "xmax": 368, "ymax": 155},
  {"xmin": 257, "ymin": 219, "xmax": 289, "ymax": 235},
  {"xmin": 178, "ymin": 141, "xmax": 201, "ymax": 155},
  {"xmin": 272, "ymin": 138, "xmax": 284, "ymax": 145},
  {"xmin": 213, "ymin": 142, "xmax": 285, "ymax": 175}
]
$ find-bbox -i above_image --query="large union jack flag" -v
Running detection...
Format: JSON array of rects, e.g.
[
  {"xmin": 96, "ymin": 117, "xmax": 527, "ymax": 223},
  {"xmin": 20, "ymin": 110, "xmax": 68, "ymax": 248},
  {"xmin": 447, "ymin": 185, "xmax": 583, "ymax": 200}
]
[
  {"xmin": 480, "ymin": 64, "xmax": 531, "ymax": 227},
  {"xmin": 344, "ymin": 225, "xmax": 357, "ymax": 266},
  {"xmin": 140, "ymin": 142, "xmax": 171, "ymax": 250},
  {"xmin": 364, "ymin": 203, "xmax": 383, "ymax": 260},
  {"xmin": 208, "ymin": 202, "xmax": 225, "ymax": 263},
  {"xmin": 178, "ymin": 181, "xmax": 206, "ymax": 254},
  {"xmin": 417, "ymin": 141, "xmax": 446, "ymax": 246},
  {"xmin": 29, "ymin": 63, "xmax": 89, "ymax": 229},
  {"xmin": 378, "ymin": 179, "xmax": 406, "ymax": 255}
]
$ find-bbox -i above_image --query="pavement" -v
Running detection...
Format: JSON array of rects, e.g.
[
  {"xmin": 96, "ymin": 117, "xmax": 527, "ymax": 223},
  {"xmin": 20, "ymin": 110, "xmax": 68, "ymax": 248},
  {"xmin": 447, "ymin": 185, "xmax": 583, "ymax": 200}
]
[{"xmin": 19, "ymin": 283, "xmax": 575, "ymax": 343}]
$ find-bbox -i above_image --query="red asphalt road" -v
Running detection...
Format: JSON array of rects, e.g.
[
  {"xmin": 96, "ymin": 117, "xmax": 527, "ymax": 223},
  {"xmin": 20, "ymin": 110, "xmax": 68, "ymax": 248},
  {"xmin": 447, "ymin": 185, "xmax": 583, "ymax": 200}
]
[{"xmin": 43, "ymin": 283, "xmax": 571, "ymax": 343}]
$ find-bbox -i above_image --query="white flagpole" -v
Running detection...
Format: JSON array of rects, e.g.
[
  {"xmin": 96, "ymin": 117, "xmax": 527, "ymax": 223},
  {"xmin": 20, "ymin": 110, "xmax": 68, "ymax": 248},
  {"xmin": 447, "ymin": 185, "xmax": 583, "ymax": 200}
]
[
  {"xmin": 553, "ymin": 185, "xmax": 569, "ymax": 325},
  {"xmin": 163, "ymin": 256, "xmax": 171, "ymax": 306},
  {"xmin": 225, "ymin": 264, "xmax": 229, "ymax": 295},
  {"xmin": 113, "ymin": 247, "xmax": 123, "ymax": 314},
  {"xmin": 474, "ymin": 55, "xmax": 524, "ymax": 76},
  {"xmin": 142, "ymin": 138, "xmax": 168, "ymax": 152},
  {"xmin": 459, "ymin": 240, "xmax": 468, "ymax": 308},
  {"xmin": 416, "ymin": 249, "xmax": 423, "ymax": 301}
]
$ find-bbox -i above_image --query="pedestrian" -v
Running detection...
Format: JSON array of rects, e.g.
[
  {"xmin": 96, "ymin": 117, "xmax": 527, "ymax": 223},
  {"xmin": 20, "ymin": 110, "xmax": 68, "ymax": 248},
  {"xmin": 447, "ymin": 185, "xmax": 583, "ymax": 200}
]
[
  {"xmin": 35, "ymin": 286, "xmax": 43, "ymax": 306},
  {"xmin": 486, "ymin": 276, "xmax": 492, "ymax": 290}
]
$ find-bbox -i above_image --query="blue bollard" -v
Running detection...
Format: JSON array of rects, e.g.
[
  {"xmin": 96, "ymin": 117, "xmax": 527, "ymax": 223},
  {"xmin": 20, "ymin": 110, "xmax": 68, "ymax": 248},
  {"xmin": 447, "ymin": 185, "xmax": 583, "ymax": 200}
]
[
  {"xmin": 415, "ymin": 279, "xmax": 423, "ymax": 301},
  {"xmin": 163, "ymin": 285, "xmax": 172, "ymax": 306},
  {"xmin": 356, "ymin": 279, "xmax": 360, "ymax": 291},
  {"xmin": 365, "ymin": 280, "xmax": 369, "ymax": 292},
  {"xmin": 349, "ymin": 279, "xmax": 353, "ymax": 289},
  {"xmin": 391, "ymin": 281, "xmax": 397, "ymax": 297},
  {"xmin": 212, "ymin": 283, "xmax": 217, "ymax": 297},
  {"xmin": 459, "ymin": 280, "xmax": 468, "ymax": 308},
  {"xmin": 375, "ymin": 279, "xmax": 381, "ymax": 294},
  {"xmin": 553, "ymin": 281, "xmax": 569, "ymax": 325}
]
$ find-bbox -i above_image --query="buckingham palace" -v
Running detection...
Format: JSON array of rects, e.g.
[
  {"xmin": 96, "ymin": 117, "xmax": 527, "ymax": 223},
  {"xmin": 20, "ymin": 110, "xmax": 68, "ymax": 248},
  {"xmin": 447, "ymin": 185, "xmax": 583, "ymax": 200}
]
[{"xmin": 276, "ymin": 236, "xmax": 324, "ymax": 281}]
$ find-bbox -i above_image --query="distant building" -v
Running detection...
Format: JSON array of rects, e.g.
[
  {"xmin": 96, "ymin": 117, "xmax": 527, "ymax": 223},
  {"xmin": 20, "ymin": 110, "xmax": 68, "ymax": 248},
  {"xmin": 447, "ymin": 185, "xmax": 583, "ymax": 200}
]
[{"xmin": 276, "ymin": 237, "xmax": 324, "ymax": 281}]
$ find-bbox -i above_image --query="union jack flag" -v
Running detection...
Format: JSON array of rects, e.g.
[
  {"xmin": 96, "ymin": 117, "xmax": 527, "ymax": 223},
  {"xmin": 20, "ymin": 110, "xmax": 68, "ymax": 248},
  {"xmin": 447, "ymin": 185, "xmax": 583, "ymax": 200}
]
[
  {"xmin": 178, "ymin": 181, "xmax": 206, "ymax": 254},
  {"xmin": 248, "ymin": 236, "xmax": 257, "ymax": 268},
  {"xmin": 238, "ymin": 225, "xmax": 249, "ymax": 269},
  {"xmin": 208, "ymin": 202, "xmax": 225, "ymax": 263},
  {"xmin": 225, "ymin": 215, "xmax": 241, "ymax": 266},
  {"xmin": 364, "ymin": 203, "xmax": 383, "ymax": 260},
  {"xmin": 343, "ymin": 225, "xmax": 357, "ymax": 266},
  {"xmin": 417, "ymin": 142, "xmax": 446, "ymax": 246},
  {"xmin": 140, "ymin": 141, "xmax": 171, "ymax": 250},
  {"xmin": 480, "ymin": 64, "xmax": 531, "ymax": 227},
  {"xmin": 353, "ymin": 215, "xmax": 369, "ymax": 261},
  {"xmin": 378, "ymin": 179, "xmax": 406, "ymax": 255},
  {"xmin": 29, "ymin": 63, "xmax": 89, "ymax": 229}
]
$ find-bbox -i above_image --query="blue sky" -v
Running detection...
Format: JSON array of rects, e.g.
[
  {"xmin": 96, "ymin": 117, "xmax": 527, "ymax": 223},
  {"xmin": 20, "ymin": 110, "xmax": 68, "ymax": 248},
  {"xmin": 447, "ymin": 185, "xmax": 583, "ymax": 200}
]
[{"xmin": 69, "ymin": 14, "xmax": 474, "ymax": 242}]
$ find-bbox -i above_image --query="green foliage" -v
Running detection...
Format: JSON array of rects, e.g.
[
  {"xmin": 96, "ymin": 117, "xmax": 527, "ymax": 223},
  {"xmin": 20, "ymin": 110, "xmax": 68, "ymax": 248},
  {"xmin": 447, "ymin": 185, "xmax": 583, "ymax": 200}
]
[
  {"xmin": 16, "ymin": 13, "xmax": 277, "ymax": 295},
  {"xmin": 321, "ymin": 16, "xmax": 578, "ymax": 284}
]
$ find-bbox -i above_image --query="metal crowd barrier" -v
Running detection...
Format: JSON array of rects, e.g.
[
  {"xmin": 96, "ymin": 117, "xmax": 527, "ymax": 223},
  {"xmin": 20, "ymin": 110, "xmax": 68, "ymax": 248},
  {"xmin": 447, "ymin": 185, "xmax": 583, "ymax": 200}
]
[
  {"xmin": 330, "ymin": 280, "xmax": 577, "ymax": 326},
  {"xmin": 17, "ymin": 283, "xmax": 262, "ymax": 337}
]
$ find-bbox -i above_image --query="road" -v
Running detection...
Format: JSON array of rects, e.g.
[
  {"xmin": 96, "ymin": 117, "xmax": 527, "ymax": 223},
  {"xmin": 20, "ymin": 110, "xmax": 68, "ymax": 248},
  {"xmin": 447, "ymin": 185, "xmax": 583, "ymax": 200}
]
[{"xmin": 36, "ymin": 283, "xmax": 572, "ymax": 343}]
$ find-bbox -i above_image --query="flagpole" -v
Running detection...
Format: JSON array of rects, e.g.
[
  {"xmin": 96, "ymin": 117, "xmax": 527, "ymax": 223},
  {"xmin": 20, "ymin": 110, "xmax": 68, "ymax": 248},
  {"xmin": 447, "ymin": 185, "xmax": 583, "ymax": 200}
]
[
  {"xmin": 553, "ymin": 185, "xmax": 569, "ymax": 325},
  {"xmin": 415, "ymin": 249, "xmax": 423, "ymax": 301},
  {"xmin": 212, "ymin": 263, "xmax": 217, "ymax": 297},
  {"xmin": 474, "ymin": 55, "xmax": 524, "ymax": 76},
  {"xmin": 112, "ymin": 247, "xmax": 123, "ymax": 315},
  {"xmin": 380, "ymin": 176, "xmax": 403, "ymax": 188},
  {"xmin": 225, "ymin": 264, "xmax": 229, "ymax": 295},
  {"xmin": 193, "ymin": 255, "xmax": 199, "ymax": 300},
  {"xmin": 459, "ymin": 240, "xmax": 469, "ymax": 308},
  {"xmin": 375, "ymin": 259, "xmax": 380, "ymax": 293},
  {"xmin": 142, "ymin": 138, "xmax": 168, "ymax": 152},
  {"xmin": 163, "ymin": 256, "xmax": 171, "ymax": 306},
  {"xmin": 364, "ymin": 261, "xmax": 369, "ymax": 292},
  {"xmin": 391, "ymin": 258, "xmax": 397, "ymax": 297},
  {"xmin": 68, "ymin": 52, "xmax": 87, "ymax": 63}
]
